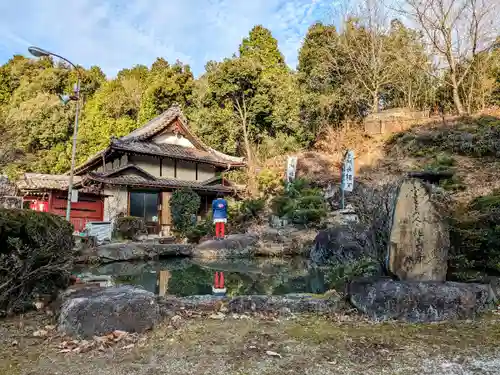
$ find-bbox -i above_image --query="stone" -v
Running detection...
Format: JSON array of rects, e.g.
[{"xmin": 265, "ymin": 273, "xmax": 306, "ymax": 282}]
[
  {"xmin": 191, "ymin": 234, "xmax": 259, "ymax": 259},
  {"xmin": 348, "ymin": 278, "xmax": 493, "ymax": 322},
  {"xmin": 310, "ymin": 224, "xmax": 378, "ymax": 266},
  {"xmin": 58, "ymin": 285, "xmax": 160, "ymax": 338},
  {"xmin": 156, "ymin": 292, "xmax": 345, "ymax": 316},
  {"xmin": 95, "ymin": 242, "xmax": 192, "ymax": 263},
  {"xmin": 251, "ymin": 226, "xmax": 317, "ymax": 257},
  {"xmin": 157, "ymin": 295, "xmax": 224, "ymax": 317},
  {"xmin": 228, "ymin": 293, "xmax": 343, "ymax": 314},
  {"xmin": 388, "ymin": 179, "xmax": 449, "ymax": 281}
]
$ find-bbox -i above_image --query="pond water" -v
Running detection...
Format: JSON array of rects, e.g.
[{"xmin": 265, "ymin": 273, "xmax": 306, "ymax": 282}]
[{"xmin": 73, "ymin": 258, "xmax": 338, "ymax": 297}]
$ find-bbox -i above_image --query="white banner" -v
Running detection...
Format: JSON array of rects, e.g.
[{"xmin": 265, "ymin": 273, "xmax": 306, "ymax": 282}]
[
  {"xmin": 342, "ymin": 150, "xmax": 355, "ymax": 192},
  {"xmin": 71, "ymin": 189, "xmax": 79, "ymax": 203},
  {"xmin": 286, "ymin": 156, "xmax": 298, "ymax": 184}
]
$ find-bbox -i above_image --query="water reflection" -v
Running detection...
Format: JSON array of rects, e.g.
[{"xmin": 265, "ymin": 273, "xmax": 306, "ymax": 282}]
[
  {"xmin": 74, "ymin": 258, "xmax": 334, "ymax": 297},
  {"xmin": 155, "ymin": 270, "xmax": 171, "ymax": 297}
]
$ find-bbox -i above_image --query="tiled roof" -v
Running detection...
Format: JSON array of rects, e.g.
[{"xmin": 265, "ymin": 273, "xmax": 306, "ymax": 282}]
[
  {"xmin": 86, "ymin": 173, "xmax": 237, "ymax": 193},
  {"xmin": 111, "ymin": 140, "xmax": 244, "ymax": 167},
  {"xmin": 74, "ymin": 105, "xmax": 245, "ymax": 174},
  {"xmin": 119, "ymin": 105, "xmax": 188, "ymax": 141},
  {"xmin": 16, "ymin": 173, "xmax": 82, "ymax": 191}
]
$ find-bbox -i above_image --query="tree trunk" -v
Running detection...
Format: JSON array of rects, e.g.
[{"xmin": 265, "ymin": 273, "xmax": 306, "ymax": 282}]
[
  {"xmin": 234, "ymin": 96, "xmax": 258, "ymax": 197},
  {"xmin": 241, "ymin": 116, "xmax": 257, "ymax": 197},
  {"xmin": 450, "ymin": 73, "xmax": 465, "ymax": 115},
  {"xmin": 372, "ymin": 91, "xmax": 379, "ymax": 113}
]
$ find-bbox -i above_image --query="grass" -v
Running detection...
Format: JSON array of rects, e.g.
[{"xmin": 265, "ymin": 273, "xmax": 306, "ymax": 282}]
[{"xmin": 1, "ymin": 312, "xmax": 500, "ymax": 375}]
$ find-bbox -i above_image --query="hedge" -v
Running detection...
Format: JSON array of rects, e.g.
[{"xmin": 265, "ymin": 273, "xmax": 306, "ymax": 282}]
[{"xmin": 0, "ymin": 209, "xmax": 74, "ymax": 315}]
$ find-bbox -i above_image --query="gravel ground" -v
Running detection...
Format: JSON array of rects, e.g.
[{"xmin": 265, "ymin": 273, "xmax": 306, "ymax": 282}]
[{"xmin": 1, "ymin": 312, "xmax": 500, "ymax": 375}]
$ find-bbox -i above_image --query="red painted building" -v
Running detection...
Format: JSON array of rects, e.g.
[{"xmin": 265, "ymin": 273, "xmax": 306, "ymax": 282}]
[{"xmin": 17, "ymin": 173, "xmax": 104, "ymax": 232}]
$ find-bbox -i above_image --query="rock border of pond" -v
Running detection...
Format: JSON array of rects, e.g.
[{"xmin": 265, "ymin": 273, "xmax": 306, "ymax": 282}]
[
  {"xmin": 56, "ymin": 278, "xmax": 497, "ymax": 338},
  {"xmin": 79, "ymin": 232, "xmax": 315, "ymax": 265}
]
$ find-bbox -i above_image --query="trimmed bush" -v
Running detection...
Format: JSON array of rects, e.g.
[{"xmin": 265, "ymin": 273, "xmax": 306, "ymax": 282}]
[
  {"xmin": 170, "ymin": 188, "xmax": 201, "ymax": 237},
  {"xmin": 114, "ymin": 216, "xmax": 146, "ymax": 240},
  {"xmin": 185, "ymin": 218, "xmax": 215, "ymax": 244},
  {"xmin": 271, "ymin": 178, "xmax": 327, "ymax": 225},
  {"xmin": 0, "ymin": 209, "xmax": 74, "ymax": 315}
]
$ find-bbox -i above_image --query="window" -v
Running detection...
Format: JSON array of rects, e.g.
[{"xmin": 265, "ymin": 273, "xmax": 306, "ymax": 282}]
[{"xmin": 129, "ymin": 191, "xmax": 159, "ymax": 222}]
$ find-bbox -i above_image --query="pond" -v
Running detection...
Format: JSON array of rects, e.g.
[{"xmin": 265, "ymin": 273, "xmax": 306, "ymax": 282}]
[{"xmin": 73, "ymin": 258, "xmax": 339, "ymax": 297}]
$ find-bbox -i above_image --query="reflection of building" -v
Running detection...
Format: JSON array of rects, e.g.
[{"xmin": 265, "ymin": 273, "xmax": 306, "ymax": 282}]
[{"xmin": 155, "ymin": 270, "xmax": 171, "ymax": 297}]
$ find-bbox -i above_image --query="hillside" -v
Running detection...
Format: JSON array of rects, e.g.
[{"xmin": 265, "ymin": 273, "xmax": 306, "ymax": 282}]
[
  {"xmin": 273, "ymin": 111, "xmax": 500, "ymax": 279},
  {"xmin": 278, "ymin": 112, "xmax": 500, "ymax": 203}
]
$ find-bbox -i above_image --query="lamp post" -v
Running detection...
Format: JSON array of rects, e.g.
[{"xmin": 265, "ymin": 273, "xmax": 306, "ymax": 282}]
[{"xmin": 28, "ymin": 46, "xmax": 81, "ymax": 222}]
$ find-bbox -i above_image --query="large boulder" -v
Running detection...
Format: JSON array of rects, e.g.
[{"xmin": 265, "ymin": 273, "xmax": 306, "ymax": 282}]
[
  {"xmin": 192, "ymin": 234, "xmax": 259, "ymax": 259},
  {"xmin": 348, "ymin": 278, "xmax": 493, "ymax": 322},
  {"xmin": 310, "ymin": 223, "xmax": 378, "ymax": 266},
  {"xmin": 249, "ymin": 225, "xmax": 317, "ymax": 256},
  {"xmin": 58, "ymin": 285, "xmax": 160, "ymax": 338},
  {"xmin": 388, "ymin": 179, "xmax": 449, "ymax": 281}
]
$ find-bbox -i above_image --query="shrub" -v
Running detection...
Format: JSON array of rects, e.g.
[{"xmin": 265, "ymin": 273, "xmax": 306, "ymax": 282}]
[
  {"xmin": 218, "ymin": 197, "xmax": 266, "ymax": 233},
  {"xmin": 114, "ymin": 216, "xmax": 146, "ymax": 240},
  {"xmin": 185, "ymin": 218, "xmax": 214, "ymax": 244},
  {"xmin": 449, "ymin": 190, "xmax": 500, "ymax": 273},
  {"xmin": 326, "ymin": 258, "xmax": 382, "ymax": 290},
  {"xmin": 238, "ymin": 198, "xmax": 266, "ymax": 221},
  {"xmin": 0, "ymin": 209, "xmax": 74, "ymax": 315},
  {"xmin": 170, "ymin": 188, "xmax": 201, "ymax": 237},
  {"xmin": 421, "ymin": 154, "xmax": 466, "ymax": 192},
  {"xmin": 256, "ymin": 168, "xmax": 283, "ymax": 196},
  {"xmin": 387, "ymin": 116, "xmax": 500, "ymax": 158},
  {"xmin": 271, "ymin": 178, "xmax": 327, "ymax": 225}
]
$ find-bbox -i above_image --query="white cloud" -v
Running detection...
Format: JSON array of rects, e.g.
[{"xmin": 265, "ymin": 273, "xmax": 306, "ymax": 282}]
[{"xmin": 0, "ymin": 0, "xmax": 333, "ymax": 77}]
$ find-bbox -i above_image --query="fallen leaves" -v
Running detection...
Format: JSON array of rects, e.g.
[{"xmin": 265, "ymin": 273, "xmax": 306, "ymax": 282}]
[
  {"xmin": 56, "ymin": 330, "xmax": 146, "ymax": 354},
  {"xmin": 33, "ymin": 324, "xmax": 57, "ymax": 338}
]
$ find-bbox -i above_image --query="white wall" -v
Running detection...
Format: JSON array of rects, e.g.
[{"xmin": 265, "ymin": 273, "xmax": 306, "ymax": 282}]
[
  {"xmin": 128, "ymin": 155, "xmax": 161, "ymax": 177},
  {"xmin": 103, "ymin": 187, "xmax": 128, "ymax": 222},
  {"xmin": 176, "ymin": 160, "xmax": 196, "ymax": 181},
  {"xmin": 153, "ymin": 131, "xmax": 195, "ymax": 148},
  {"xmin": 197, "ymin": 163, "xmax": 216, "ymax": 181}
]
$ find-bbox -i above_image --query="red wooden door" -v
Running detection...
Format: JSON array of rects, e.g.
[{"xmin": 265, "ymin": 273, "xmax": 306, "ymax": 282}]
[{"xmin": 50, "ymin": 193, "xmax": 104, "ymax": 232}]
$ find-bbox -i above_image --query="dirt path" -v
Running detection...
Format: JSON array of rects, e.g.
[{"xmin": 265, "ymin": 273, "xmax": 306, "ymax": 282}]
[{"xmin": 1, "ymin": 312, "xmax": 500, "ymax": 375}]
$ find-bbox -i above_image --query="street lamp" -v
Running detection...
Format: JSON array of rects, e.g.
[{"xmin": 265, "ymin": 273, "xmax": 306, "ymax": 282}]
[{"xmin": 28, "ymin": 46, "xmax": 81, "ymax": 222}]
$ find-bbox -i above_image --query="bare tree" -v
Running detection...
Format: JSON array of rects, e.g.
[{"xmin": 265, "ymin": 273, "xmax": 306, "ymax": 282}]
[
  {"xmin": 340, "ymin": 0, "xmax": 400, "ymax": 113},
  {"xmin": 397, "ymin": 0, "xmax": 499, "ymax": 114}
]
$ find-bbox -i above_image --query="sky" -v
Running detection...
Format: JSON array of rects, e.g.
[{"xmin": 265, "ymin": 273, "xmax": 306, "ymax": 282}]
[{"xmin": 0, "ymin": 0, "xmax": 337, "ymax": 77}]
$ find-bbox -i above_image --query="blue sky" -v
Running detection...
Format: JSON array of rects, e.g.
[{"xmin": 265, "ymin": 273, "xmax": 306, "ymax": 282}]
[{"xmin": 0, "ymin": 0, "xmax": 336, "ymax": 77}]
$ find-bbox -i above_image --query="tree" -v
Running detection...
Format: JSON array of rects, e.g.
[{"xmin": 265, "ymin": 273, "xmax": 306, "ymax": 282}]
[
  {"xmin": 398, "ymin": 0, "xmax": 500, "ymax": 114},
  {"xmin": 138, "ymin": 59, "xmax": 194, "ymax": 123},
  {"xmin": 240, "ymin": 25, "xmax": 287, "ymax": 71},
  {"xmin": 340, "ymin": 0, "xmax": 401, "ymax": 113},
  {"xmin": 385, "ymin": 19, "xmax": 435, "ymax": 110},
  {"xmin": 207, "ymin": 57, "xmax": 262, "ymax": 195},
  {"xmin": 298, "ymin": 23, "xmax": 357, "ymax": 131}
]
